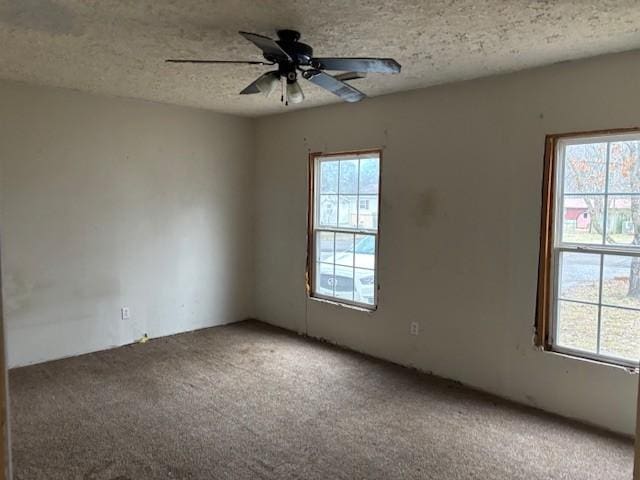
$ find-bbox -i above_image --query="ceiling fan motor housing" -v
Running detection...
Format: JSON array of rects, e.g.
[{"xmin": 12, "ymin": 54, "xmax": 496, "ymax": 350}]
[{"xmin": 273, "ymin": 29, "xmax": 314, "ymax": 66}]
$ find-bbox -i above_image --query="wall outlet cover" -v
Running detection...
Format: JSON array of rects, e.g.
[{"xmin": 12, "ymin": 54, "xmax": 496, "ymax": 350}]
[{"xmin": 410, "ymin": 321, "xmax": 419, "ymax": 335}]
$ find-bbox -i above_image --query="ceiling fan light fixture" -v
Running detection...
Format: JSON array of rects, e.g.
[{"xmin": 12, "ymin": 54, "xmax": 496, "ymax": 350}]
[
  {"xmin": 286, "ymin": 80, "xmax": 304, "ymax": 104},
  {"xmin": 255, "ymin": 72, "xmax": 280, "ymax": 96}
]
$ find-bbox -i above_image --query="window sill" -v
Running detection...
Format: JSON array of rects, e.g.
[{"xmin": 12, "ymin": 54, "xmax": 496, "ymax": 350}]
[
  {"xmin": 308, "ymin": 295, "xmax": 377, "ymax": 313},
  {"xmin": 538, "ymin": 346, "xmax": 639, "ymax": 374}
]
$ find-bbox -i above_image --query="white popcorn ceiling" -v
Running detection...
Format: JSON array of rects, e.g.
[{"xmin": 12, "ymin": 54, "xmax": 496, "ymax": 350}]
[{"xmin": 1, "ymin": 0, "xmax": 640, "ymax": 117}]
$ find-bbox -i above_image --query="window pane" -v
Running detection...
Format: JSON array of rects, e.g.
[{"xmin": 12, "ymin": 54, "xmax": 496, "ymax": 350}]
[
  {"xmin": 561, "ymin": 195, "xmax": 604, "ymax": 244},
  {"xmin": 600, "ymin": 306, "xmax": 640, "ymax": 361},
  {"xmin": 315, "ymin": 263, "xmax": 335, "ymax": 297},
  {"xmin": 316, "ymin": 231, "xmax": 334, "ymax": 263},
  {"xmin": 332, "ymin": 265, "xmax": 355, "ymax": 302},
  {"xmin": 359, "ymin": 157, "xmax": 380, "ymax": 194},
  {"xmin": 550, "ymin": 135, "xmax": 640, "ymax": 365},
  {"xmin": 334, "ymin": 233, "xmax": 354, "ymax": 267},
  {"xmin": 608, "ymin": 141, "xmax": 640, "ymax": 194},
  {"xmin": 311, "ymin": 152, "xmax": 379, "ymax": 308},
  {"xmin": 354, "ymin": 268, "xmax": 375, "ymax": 305},
  {"xmin": 605, "ymin": 196, "xmax": 639, "ymax": 246},
  {"xmin": 354, "ymin": 234, "xmax": 376, "ymax": 270},
  {"xmin": 558, "ymin": 252, "xmax": 600, "ymax": 303},
  {"xmin": 338, "ymin": 195, "xmax": 358, "ymax": 229},
  {"xmin": 556, "ymin": 301, "xmax": 598, "ymax": 353},
  {"xmin": 319, "ymin": 160, "xmax": 339, "ymax": 194},
  {"xmin": 318, "ymin": 195, "xmax": 338, "ymax": 227},
  {"xmin": 358, "ymin": 195, "xmax": 378, "ymax": 230},
  {"xmin": 563, "ymin": 142, "xmax": 607, "ymax": 194},
  {"xmin": 339, "ymin": 159, "xmax": 359, "ymax": 194},
  {"xmin": 602, "ymin": 255, "xmax": 640, "ymax": 310}
]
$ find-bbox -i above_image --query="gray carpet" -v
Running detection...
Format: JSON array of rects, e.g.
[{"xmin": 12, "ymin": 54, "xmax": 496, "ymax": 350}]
[{"xmin": 9, "ymin": 320, "xmax": 633, "ymax": 479}]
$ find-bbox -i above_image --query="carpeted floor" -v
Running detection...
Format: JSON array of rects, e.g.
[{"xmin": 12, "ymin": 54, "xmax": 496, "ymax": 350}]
[{"xmin": 9, "ymin": 320, "xmax": 633, "ymax": 480}]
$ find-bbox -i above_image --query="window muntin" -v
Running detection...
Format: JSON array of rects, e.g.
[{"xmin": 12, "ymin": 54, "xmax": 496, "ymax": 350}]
[
  {"xmin": 310, "ymin": 151, "xmax": 380, "ymax": 308},
  {"xmin": 546, "ymin": 132, "xmax": 640, "ymax": 366}
]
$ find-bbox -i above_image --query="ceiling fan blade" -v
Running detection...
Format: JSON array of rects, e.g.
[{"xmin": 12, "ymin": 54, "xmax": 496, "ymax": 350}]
[
  {"xmin": 303, "ymin": 70, "xmax": 366, "ymax": 103},
  {"xmin": 239, "ymin": 31, "xmax": 291, "ymax": 62},
  {"xmin": 312, "ymin": 57, "xmax": 401, "ymax": 73},
  {"xmin": 240, "ymin": 71, "xmax": 279, "ymax": 95},
  {"xmin": 334, "ymin": 72, "xmax": 366, "ymax": 82},
  {"xmin": 166, "ymin": 59, "xmax": 272, "ymax": 65}
]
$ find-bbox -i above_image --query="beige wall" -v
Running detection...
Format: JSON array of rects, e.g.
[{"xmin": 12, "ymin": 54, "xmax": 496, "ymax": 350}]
[
  {"xmin": 0, "ymin": 81, "xmax": 255, "ymax": 367},
  {"xmin": 254, "ymin": 50, "xmax": 640, "ymax": 436}
]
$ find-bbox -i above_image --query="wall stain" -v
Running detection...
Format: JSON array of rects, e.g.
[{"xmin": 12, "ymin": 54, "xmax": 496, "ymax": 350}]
[
  {"xmin": 3, "ymin": 273, "xmax": 35, "ymax": 313},
  {"xmin": 414, "ymin": 190, "xmax": 437, "ymax": 228}
]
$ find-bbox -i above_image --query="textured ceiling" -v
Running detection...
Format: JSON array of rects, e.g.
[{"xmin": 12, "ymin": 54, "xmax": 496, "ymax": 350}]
[{"xmin": 1, "ymin": 1, "xmax": 640, "ymax": 117}]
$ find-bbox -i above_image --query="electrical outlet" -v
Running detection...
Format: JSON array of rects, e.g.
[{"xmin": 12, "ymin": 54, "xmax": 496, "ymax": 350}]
[
  {"xmin": 121, "ymin": 307, "xmax": 130, "ymax": 320},
  {"xmin": 410, "ymin": 321, "xmax": 419, "ymax": 336}
]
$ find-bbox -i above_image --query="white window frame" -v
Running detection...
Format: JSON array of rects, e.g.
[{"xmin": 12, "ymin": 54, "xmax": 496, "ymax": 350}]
[
  {"xmin": 546, "ymin": 131, "xmax": 640, "ymax": 368},
  {"xmin": 307, "ymin": 150, "xmax": 381, "ymax": 310}
]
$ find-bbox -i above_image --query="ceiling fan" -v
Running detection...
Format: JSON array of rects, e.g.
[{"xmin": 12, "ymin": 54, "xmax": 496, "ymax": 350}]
[{"xmin": 166, "ymin": 29, "xmax": 401, "ymax": 105}]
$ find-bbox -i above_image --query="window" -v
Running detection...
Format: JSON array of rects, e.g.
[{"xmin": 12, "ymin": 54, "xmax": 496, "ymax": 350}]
[
  {"xmin": 308, "ymin": 150, "xmax": 381, "ymax": 308},
  {"xmin": 537, "ymin": 129, "xmax": 640, "ymax": 367}
]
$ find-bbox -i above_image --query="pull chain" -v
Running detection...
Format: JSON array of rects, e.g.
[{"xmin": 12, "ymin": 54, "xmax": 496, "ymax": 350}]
[{"xmin": 281, "ymin": 77, "xmax": 289, "ymax": 106}]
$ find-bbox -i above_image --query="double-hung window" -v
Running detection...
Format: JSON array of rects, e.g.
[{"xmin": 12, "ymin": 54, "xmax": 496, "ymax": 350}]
[
  {"xmin": 537, "ymin": 130, "xmax": 640, "ymax": 367},
  {"xmin": 308, "ymin": 151, "xmax": 381, "ymax": 309}
]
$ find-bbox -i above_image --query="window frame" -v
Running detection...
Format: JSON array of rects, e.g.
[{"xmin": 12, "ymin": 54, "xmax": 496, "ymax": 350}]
[
  {"xmin": 306, "ymin": 149, "xmax": 382, "ymax": 310},
  {"xmin": 536, "ymin": 127, "xmax": 640, "ymax": 368}
]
